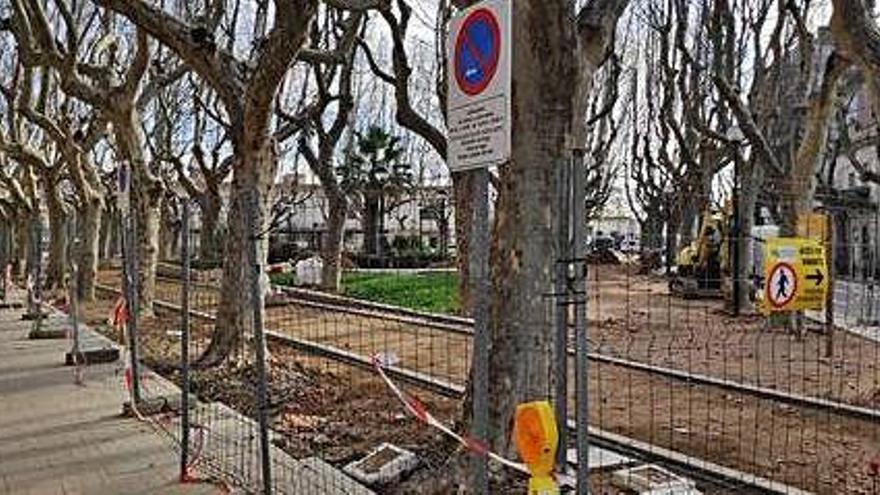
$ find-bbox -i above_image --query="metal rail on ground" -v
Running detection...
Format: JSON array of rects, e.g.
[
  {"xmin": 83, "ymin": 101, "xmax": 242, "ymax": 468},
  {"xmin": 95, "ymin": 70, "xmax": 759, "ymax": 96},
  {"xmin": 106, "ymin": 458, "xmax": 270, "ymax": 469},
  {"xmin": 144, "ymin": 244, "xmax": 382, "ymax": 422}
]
[{"xmin": 113, "ymin": 279, "xmax": 880, "ymax": 423}]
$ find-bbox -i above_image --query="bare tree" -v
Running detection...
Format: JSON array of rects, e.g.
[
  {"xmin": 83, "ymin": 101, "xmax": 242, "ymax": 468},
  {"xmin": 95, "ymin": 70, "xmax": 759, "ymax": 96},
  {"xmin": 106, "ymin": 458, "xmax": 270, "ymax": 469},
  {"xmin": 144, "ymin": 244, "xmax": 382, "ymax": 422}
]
[
  {"xmin": 281, "ymin": 8, "xmax": 363, "ymax": 292},
  {"xmin": 92, "ymin": 0, "xmax": 371, "ymax": 365},
  {"xmin": 1, "ymin": 0, "xmax": 195, "ymax": 314}
]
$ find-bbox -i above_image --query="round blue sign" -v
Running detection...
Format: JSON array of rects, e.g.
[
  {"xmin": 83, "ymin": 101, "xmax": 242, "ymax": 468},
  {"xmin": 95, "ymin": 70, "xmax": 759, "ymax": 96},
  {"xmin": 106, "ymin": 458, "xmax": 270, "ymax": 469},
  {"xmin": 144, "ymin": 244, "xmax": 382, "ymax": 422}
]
[{"xmin": 454, "ymin": 9, "xmax": 501, "ymax": 96}]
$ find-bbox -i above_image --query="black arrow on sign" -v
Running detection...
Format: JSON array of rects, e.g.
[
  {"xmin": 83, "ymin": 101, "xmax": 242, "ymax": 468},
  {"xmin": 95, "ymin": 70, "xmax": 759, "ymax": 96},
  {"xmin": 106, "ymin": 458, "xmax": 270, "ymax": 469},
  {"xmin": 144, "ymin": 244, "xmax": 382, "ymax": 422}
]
[{"xmin": 806, "ymin": 269, "xmax": 825, "ymax": 286}]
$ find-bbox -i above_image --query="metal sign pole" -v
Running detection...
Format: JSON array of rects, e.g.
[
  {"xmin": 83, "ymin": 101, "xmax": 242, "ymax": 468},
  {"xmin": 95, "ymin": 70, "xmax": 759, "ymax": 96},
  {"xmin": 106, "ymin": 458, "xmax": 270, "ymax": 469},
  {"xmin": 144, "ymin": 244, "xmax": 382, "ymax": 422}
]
[
  {"xmin": 244, "ymin": 191, "xmax": 273, "ymax": 495},
  {"xmin": 180, "ymin": 200, "xmax": 192, "ymax": 480},
  {"xmin": 471, "ymin": 168, "xmax": 490, "ymax": 494}
]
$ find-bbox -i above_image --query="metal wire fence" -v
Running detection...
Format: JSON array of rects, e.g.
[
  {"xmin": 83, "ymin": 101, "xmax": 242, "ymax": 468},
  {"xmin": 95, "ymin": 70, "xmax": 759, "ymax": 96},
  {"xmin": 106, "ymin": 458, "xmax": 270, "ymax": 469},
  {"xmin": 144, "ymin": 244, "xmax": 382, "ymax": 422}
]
[{"xmin": 44, "ymin": 171, "xmax": 880, "ymax": 495}]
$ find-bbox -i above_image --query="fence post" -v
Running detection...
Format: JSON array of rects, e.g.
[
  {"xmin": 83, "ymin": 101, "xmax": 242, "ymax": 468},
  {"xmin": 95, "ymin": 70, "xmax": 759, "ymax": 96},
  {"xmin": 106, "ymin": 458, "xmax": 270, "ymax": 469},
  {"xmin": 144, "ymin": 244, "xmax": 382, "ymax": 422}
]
[
  {"xmin": 554, "ymin": 154, "xmax": 572, "ymax": 470},
  {"xmin": 244, "ymin": 190, "xmax": 273, "ymax": 495},
  {"xmin": 0, "ymin": 223, "xmax": 7, "ymax": 301},
  {"xmin": 119, "ymin": 163, "xmax": 142, "ymax": 404},
  {"xmin": 180, "ymin": 200, "xmax": 192, "ymax": 480},
  {"xmin": 68, "ymin": 211, "xmax": 81, "ymax": 375},
  {"xmin": 825, "ymin": 213, "xmax": 835, "ymax": 358},
  {"xmin": 572, "ymin": 148, "xmax": 589, "ymax": 495},
  {"xmin": 32, "ymin": 219, "xmax": 44, "ymax": 330},
  {"xmin": 470, "ymin": 168, "xmax": 490, "ymax": 494}
]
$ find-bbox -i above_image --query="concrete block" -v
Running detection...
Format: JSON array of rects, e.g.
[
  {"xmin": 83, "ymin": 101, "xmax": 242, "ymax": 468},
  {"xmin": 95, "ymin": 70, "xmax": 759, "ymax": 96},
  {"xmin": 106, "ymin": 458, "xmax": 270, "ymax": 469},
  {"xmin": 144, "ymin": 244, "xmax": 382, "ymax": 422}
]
[
  {"xmin": 612, "ymin": 464, "xmax": 702, "ymax": 495},
  {"xmin": 28, "ymin": 328, "xmax": 68, "ymax": 340},
  {"xmin": 64, "ymin": 347, "xmax": 120, "ymax": 365},
  {"xmin": 344, "ymin": 443, "xmax": 418, "ymax": 487}
]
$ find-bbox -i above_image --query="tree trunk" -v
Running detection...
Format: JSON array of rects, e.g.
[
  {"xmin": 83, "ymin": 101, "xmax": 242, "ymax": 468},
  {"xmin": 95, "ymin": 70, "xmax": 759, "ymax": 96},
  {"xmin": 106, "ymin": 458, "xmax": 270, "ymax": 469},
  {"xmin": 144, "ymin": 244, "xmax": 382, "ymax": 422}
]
[
  {"xmin": 678, "ymin": 201, "xmax": 698, "ymax": 249},
  {"xmin": 734, "ymin": 159, "xmax": 762, "ymax": 310},
  {"xmin": 199, "ymin": 193, "xmax": 222, "ymax": 263},
  {"xmin": 112, "ymin": 108, "xmax": 161, "ymax": 315},
  {"xmin": 77, "ymin": 199, "xmax": 102, "ymax": 301},
  {"xmin": 438, "ymin": 217, "xmax": 451, "ymax": 260},
  {"xmin": 133, "ymin": 166, "xmax": 162, "ymax": 314},
  {"xmin": 364, "ymin": 191, "xmax": 381, "ymax": 256},
  {"xmin": 453, "ymin": 173, "xmax": 474, "ymax": 315},
  {"xmin": 44, "ymin": 184, "xmax": 66, "ymax": 290},
  {"xmin": 14, "ymin": 215, "xmax": 30, "ymax": 280},
  {"xmin": 781, "ymin": 53, "xmax": 847, "ymax": 235},
  {"xmin": 198, "ymin": 140, "xmax": 277, "ymax": 367},
  {"xmin": 158, "ymin": 211, "xmax": 179, "ymax": 261},
  {"xmin": 321, "ymin": 193, "xmax": 347, "ymax": 292},
  {"xmin": 484, "ymin": 1, "xmax": 585, "ymax": 456}
]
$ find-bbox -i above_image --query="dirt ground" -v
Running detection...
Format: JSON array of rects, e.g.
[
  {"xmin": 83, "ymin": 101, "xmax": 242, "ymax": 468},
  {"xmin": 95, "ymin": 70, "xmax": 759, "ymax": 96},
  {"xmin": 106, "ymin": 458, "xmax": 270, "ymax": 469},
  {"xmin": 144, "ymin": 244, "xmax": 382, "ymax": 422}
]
[{"xmin": 90, "ymin": 266, "xmax": 880, "ymax": 493}]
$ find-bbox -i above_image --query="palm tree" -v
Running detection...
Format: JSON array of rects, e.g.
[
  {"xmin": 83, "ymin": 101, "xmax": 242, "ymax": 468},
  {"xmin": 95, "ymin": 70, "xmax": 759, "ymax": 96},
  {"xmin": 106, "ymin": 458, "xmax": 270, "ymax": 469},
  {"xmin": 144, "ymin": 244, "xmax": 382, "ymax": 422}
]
[{"xmin": 340, "ymin": 126, "xmax": 412, "ymax": 259}]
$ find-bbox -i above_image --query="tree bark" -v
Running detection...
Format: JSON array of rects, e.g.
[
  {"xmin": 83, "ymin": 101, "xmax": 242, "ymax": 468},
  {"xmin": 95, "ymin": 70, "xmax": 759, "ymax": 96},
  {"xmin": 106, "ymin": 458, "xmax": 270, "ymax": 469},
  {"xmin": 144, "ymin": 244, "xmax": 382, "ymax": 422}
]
[
  {"xmin": 198, "ymin": 193, "xmax": 223, "ymax": 263},
  {"xmin": 781, "ymin": 53, "xmax": 847, "ymax": 234},
  {"xmin": 453, "ymin": 173, "xmax": 474, "ymax": 315},
  {"xmin": 487, "ymin": 1, "xmax": 574, "ymax": 455},
  {"xmin": 364, "ymin": 191, "xmax": 381, "ymax": 256},
  {"xmin": 44, "ymin": 182, "xmax": 66, "ymax": 290},
  {"xmin": 159, "ymin": 206, "xmax": 180, "ymax": 261},
  {"xmin": 112, "ymin": 112, "xmax": 162, "ymax": 315},
  {"xmin": 199, "ymin": 140, "xmax": 277, "ymax": 366},
  {"xmin": 321, "ymin": 192, "xmax": 347, "ymax": 292},
  {"xmin": 77, "ymin": 199, "xmax": 102, "ymax": 301},
  {"xmin": 14, "ymin": 215, "xmax": 30, "ymax": 280}
]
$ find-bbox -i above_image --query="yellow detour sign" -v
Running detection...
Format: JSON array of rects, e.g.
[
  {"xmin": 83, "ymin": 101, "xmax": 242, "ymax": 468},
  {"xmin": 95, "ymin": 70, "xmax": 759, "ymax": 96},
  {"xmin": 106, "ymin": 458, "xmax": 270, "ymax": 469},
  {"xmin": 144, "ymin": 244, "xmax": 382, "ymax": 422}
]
[
  {"xmin": 513, "ymin": 401, "xmax": 559, "ymax": 494},
  {"xmin": 763, "ymin": 238, "xmax": 829, "ymax": 313}
]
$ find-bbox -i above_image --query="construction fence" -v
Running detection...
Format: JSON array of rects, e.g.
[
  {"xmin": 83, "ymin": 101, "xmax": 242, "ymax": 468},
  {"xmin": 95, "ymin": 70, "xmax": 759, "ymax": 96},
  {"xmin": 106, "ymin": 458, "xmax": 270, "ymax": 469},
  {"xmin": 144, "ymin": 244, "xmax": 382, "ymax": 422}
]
[{"xmin": 14, "ymin": 172, "xmax": 880, "ymax": 495}]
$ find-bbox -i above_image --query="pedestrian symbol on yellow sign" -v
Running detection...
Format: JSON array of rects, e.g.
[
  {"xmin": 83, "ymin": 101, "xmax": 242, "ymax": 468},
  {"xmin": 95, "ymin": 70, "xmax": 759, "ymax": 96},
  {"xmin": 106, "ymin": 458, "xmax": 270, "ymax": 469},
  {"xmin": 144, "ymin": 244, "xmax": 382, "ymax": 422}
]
[{"xmin": 767, "ymin": 262, "xmax": 797, "ymax": 309}]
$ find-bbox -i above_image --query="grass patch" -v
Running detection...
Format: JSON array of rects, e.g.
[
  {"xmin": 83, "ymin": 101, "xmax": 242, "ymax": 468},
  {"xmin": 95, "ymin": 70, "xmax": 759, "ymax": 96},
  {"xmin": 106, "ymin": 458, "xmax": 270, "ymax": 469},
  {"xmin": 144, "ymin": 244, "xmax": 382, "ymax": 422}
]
[
  {"xmin": 342, "ymin": 272, "xmax": 459, "ymax": 315},
  {"xmin": 270, "ymin": 272, "xmax": 297, "ymax": 287},
  {"xmin": 269, "ymin": 269, "xmax": 460, "ymax": 315}
]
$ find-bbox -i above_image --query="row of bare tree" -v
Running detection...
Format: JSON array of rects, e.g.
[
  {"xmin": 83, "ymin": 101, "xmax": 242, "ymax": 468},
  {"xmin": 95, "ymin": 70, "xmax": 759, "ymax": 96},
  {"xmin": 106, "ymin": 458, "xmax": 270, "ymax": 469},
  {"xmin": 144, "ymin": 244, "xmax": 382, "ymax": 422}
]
[{"xmin": 1, "ymin": 0, "xmax": 879, "ymax": 479}]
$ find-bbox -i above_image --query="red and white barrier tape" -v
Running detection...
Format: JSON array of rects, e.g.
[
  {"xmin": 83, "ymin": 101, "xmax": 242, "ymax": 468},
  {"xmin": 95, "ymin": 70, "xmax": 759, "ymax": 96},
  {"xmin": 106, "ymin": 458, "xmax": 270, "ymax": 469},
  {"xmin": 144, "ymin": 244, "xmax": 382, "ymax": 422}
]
[
  {"xmin": 4, "ymin": 264, "xmax": 11, "ymax": 296},
  {"xmin": 114, "ymin": 306, "xmax": 208, "ymax": 478},
  {"xmin": 371, "ymin": 353, "xmax": 528, "ymax": 474}
]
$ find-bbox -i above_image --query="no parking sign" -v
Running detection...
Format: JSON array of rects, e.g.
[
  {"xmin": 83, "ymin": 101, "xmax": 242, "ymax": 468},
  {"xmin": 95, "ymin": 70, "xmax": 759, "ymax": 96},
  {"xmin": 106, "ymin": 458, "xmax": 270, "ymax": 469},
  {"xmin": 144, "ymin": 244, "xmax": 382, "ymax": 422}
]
[{"xmin": 447, "ymin": 0, "xmax": 511, "ymax": 172}]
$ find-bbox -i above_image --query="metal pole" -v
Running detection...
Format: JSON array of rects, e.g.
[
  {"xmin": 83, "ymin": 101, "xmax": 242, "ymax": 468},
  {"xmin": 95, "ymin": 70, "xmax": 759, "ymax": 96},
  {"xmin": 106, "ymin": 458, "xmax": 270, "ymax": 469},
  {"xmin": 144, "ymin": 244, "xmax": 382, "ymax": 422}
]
[
  {"xmin": 825, "ymin": 213, "xmax": 835, "ymax": 358},
  {"xmin": 0, "ymin": 224, "xmax": 7, "ymax": 301},
  {"xmin": 244, "ymin": 191, "xmax": 272, "ymax": 495},
  {"xmin": 33, "ymin": 219, "xmax": 44, "ymax": 331},
  {"xmin": 554, "ymin": 156, "xmax": 571, "ymax": 469},
  {"xmin": 573, "ymin": 148, "xmax": 590, "ymax": 495},
  {"xmin": 732, "ymin": 157, "xmax": 741, "ymax": 317},
  {"xmin": 180, "ymin": 200, "xmax": 192, "ymax": 480},
  {"xmin": 471, "ymin": 168, "xmax": 490, "ymax": 494},
  {"xmin": 68, "ymin": 211, "xmax": 81, "ymax": 367},
  {"xmin": 121, "ymin": 189, "xmax": 142, "ymax": 404}
]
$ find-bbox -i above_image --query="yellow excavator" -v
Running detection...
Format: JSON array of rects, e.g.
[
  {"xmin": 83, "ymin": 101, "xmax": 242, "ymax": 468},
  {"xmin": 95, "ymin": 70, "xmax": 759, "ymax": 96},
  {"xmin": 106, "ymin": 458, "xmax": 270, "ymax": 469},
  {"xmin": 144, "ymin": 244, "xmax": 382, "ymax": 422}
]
[{"xmin": 669, "ymin": 205, "xmax": 732, "ymax": 299}]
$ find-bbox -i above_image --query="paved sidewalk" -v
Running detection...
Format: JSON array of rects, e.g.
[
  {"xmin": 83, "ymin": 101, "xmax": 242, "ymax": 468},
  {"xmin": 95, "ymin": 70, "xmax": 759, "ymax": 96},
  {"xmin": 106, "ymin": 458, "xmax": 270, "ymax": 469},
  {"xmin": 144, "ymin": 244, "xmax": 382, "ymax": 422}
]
[{"xmin": 0, "ymin": 296, "xmax": 219, "ymax": 495}]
